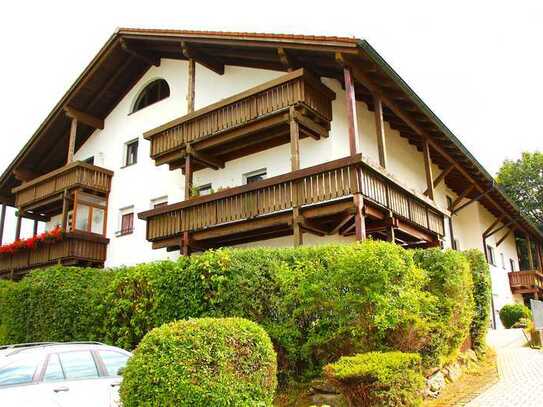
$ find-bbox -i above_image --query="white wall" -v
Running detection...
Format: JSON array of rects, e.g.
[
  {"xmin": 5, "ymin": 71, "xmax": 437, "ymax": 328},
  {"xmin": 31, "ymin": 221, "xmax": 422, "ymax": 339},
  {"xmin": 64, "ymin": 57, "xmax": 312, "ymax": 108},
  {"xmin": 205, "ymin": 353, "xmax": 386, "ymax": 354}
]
[{"xmin": 52, "ymin": 57, "xmax": 522, "ymax": 321}]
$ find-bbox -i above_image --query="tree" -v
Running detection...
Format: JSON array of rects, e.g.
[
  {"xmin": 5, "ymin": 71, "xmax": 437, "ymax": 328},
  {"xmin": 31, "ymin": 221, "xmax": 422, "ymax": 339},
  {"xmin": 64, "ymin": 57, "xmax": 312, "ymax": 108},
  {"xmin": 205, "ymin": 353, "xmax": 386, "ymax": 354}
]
[{"xmin": 497, "ymin": 152, "xmax": 543, "ymax": 230}]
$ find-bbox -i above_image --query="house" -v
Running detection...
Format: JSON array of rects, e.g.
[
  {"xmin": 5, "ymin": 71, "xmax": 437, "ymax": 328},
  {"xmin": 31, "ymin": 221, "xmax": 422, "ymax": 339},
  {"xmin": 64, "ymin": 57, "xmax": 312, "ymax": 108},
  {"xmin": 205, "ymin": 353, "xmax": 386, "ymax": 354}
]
[{"xmin": 0, "ymin": 28, "xmax": 541, "ymax": 328}]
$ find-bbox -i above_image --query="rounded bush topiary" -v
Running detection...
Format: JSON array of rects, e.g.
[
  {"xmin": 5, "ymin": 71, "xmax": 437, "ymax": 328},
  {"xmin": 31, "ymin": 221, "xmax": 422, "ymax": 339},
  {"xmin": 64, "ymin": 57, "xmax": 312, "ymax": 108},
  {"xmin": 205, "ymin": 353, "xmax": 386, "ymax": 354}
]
[
  {"xmin": 120, "ymin": 317, "xmax": 277, "ymax": 407},
  {"xmin": 499, "ymin": 303, "xmax": 532, "ymax": 329}
]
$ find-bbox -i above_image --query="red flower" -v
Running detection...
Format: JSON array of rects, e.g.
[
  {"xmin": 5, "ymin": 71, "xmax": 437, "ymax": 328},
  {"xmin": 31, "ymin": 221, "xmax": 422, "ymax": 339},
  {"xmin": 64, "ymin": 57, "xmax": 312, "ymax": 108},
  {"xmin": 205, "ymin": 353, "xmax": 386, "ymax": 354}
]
[{"xmin": 0, "ymin": 227, "xmax": 65, "ymax": 256}]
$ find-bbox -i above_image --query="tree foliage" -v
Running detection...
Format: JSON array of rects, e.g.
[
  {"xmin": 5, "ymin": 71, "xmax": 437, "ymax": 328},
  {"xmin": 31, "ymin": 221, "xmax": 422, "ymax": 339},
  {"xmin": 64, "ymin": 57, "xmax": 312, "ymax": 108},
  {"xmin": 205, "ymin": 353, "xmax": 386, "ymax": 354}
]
[{"xmin": 497, "ymin": 151, "xmax": 543, "ymax": 230}]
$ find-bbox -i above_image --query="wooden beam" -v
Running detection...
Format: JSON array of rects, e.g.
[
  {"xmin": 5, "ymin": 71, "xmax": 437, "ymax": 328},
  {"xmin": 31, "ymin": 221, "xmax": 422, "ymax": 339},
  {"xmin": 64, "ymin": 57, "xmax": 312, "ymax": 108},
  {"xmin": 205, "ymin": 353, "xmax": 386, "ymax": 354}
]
[
  {"xmin": 483, "ymin": 216, "xmax": 505, "ymax": 237},
  {"xmin": 33, "ymin": 220, "xmax": 38, "ymax": 237},
  {"xmin": 184, "ymin": 153, "xmax": 193, "ymax": 200},
  {"xmin": 181, "ymin": 41, "xmax": 224, "ymax": 75},
  {"xmin": 423, "ymin": 139, "xmax": 434, "ymax": 201},
  {"xmin": 290, "ymin": 106, "xmax": 303, "ymax": 247},
  {"xmin": 15, "ymin": 212, "xmax": 22, "ymax": 240},
  {"xmin": 187, "ymin": 58, "xmax": 196, "ymax": 113},
  {"xmin": 67, "ymin": 117, "xmax": 78, "ymax": 164},
  {"xmin": 13, "ymin": 168, "xmax": 39, "ymax": 182},
  {"xmin": 186, "ymin": 145, "xmax": 224, "ymax": 170},
  {"xmin": 120, "ymin": 39, "xmax": 160, "ymax": 67},
  {"xmin": 293, "ymin": 111, "xmax": 328, "ymax": 139},
  {"xmin": 329, "ymin": 210, "xmax": 354, "ymax": 235},
  {"xmin": 496, "ymin": 227, "xmax": 514, "ymax": 247},
  {"xmin": 486, "ymin": 220, "xmax": 514, "ymax": 239},
  {"xmin": 425, "ymin": 164, "xmax": 454, "ymax": 196},
  {"xmin": 277, "ymin": 47, "xmax": 296, "ymax": 72},
  {"xmin": 341, "ymin": 65, "xmax": 360, "ymax": 155},
  {"xmin": 452, "ymin": 188, "xmax": 493, "ymax": 215},
  {"xmin": 0, "ymin": 203, "xmax": 6, "ymax": 245},
  {"xmin": 86, "ymin": 56, "xmax": 135, "ymax": 111},
  {"xmin": 64, "ymin": 106, "xmax": 104, "ymax": 130},
  {"xmin": 450, "ymin": 184, "xmax": 475, "ymax": 212},
  {"xmin": 373, "ymin": 95, "xmax": 387, "ymax": 168},
  {"xmin": 527, "ymin": 236, "xmax": 535, "ymax": 270},
  {"xmin": 297, "ymin": 217, "xmax": 327, "ymax": 236}
]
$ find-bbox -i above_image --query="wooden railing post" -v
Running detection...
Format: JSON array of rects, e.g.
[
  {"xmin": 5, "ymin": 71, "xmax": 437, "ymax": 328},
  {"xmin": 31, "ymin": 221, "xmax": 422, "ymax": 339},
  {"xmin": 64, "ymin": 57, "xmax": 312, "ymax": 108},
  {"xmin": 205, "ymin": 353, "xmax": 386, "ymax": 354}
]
[
  {"xmin": 0, "ymin": 203, "xmax": 6, "ymax": 245},
  {"xmin": 15, "ymin": 211, "xmax": 22, "ymax": 240}
]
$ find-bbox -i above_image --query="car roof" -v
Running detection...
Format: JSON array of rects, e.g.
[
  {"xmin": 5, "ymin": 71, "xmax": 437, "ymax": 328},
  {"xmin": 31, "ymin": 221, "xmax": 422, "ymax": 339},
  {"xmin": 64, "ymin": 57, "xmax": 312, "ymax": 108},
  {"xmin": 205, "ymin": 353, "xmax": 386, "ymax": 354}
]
[{"xmin": 0, "ymin": 342, "xmax": 130, "ymax": 359}]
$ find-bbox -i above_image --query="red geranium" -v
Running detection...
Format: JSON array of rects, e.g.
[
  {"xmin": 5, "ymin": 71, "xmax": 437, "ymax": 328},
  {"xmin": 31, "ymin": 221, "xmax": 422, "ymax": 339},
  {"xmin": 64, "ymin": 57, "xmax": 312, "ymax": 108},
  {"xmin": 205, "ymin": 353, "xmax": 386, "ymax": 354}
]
[{"xmin": 0, "ymin": 227, "xmax": 65, "ymax": 256}]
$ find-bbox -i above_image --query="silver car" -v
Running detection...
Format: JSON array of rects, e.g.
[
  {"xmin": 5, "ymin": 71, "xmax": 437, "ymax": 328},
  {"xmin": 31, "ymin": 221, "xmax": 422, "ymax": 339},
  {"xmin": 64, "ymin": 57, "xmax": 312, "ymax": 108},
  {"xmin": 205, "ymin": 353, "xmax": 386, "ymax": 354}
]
[{"xmin": 0, "ymin": 342, "xmax": 131, "ymax": 407}]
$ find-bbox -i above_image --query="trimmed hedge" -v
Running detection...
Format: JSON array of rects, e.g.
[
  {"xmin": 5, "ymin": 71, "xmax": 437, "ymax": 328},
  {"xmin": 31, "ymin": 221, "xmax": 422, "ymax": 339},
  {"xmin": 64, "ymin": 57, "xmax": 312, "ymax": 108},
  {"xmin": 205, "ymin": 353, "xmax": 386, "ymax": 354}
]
[
  {"xmin": 499, "ymin": 303, "xmax": 532, "ymax": 329},
  {"xmin": 120, "ymin": 318, "xmax": 277, "ymax": 407},
  {"xmin": 0, "ymin": 242, "xmax": 480, "ymax": 381},
  {"xmin": 463, "ymin": 250, "xmax": 492, "ymax": 354},
  {"xmin": 324, "ymin": 351, "xmax": 424, "ymax": 407}
]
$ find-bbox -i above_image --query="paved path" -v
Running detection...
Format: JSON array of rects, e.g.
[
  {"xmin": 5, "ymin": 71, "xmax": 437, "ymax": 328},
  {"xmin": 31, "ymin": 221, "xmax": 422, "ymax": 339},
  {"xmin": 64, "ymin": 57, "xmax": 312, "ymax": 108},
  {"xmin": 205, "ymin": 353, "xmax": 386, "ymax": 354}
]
[{"xmin": 466, "ymin": 329, "xmax": 543, "ymax": 406}]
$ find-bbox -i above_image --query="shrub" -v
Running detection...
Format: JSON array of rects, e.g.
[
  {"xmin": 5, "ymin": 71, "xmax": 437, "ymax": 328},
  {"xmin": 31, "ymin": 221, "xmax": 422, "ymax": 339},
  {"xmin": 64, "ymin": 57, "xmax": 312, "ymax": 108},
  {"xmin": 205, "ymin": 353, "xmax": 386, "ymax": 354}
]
[
  {"xmin": 323, "ymin": 351, "xmax": 424, "ymax": 407},
  {"xmin": 0, "ymin": 266, "xmax": 110, "ymax": 344},
  {"xmin": 120, "ymin": 317, "xmax": 277, "ymax": 407},
  {"xmin": 463, "ymin": 249, "xmax": 492, "ymax": 354},
  {"xmin": 413, "ymin": 249, "xmax": 474, "ymax": 366},
  {"xmin": 499, "ymin": 303, "xmax": 531, "ymax": 329}
]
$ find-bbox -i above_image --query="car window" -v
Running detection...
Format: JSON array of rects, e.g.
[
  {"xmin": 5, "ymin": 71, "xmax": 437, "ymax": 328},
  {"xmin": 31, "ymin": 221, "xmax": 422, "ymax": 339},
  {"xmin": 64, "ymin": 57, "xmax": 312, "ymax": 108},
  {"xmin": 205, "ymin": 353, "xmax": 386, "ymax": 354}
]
[
  {"xmin": 58, "ymin": 351, "xmax": 99, "ymax": 380},
  {"xmin": 0, "ymin": 355, "xmax": 40, "ymax": 386},
  {"xmin": 43, "ymin": 354, "xmax": 64, "ymax": 382},
  {"xmin": 98, "ymin": 351, "xmax": 129, "ymax": 376}
]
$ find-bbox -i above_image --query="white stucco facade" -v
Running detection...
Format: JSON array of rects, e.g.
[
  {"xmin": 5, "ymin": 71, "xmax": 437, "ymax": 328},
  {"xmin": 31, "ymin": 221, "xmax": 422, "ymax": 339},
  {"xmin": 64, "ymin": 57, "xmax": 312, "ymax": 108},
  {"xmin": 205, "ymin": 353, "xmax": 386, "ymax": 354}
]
[{"xmin": 40, "ymin": 58, "xmax": 522, "ymax": 327}]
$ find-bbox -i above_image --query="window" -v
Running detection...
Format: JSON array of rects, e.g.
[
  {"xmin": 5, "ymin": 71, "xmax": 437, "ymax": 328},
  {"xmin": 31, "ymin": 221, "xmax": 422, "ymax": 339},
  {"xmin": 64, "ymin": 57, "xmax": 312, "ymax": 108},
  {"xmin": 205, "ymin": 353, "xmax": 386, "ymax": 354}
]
[
  {"xmin": 500, "ymin": 253, "xmax": 506, "ymax": 269},
  {"xmin": 510, "ymin": 259, "xmax": 516, "ymax": 272},
  {"xmin": 0, "ymin": 355, "xmax": 39, "ymax": 386},
  {"xmin": 131, "ymin": 79, "xmax": 170, "ymax": 113},
  {"xmin": 486, "ymin": 245, "xmax": 496, "ymax": 266},
  {"xmin": 124, "ymin": 139, "xmax": 139, "ymax": 167},
  {"xmin": 243, "ymin": 169, "xmax": 267, "ymax": 185},
  {"xmin": 98, "ymin": 351, "xmax": 130, "ymax": 377},
  {"xmin": 58, "ymin": 351, "xmax": 99, "ymax": 380},
  {"xmin": 72, "ymin": 192, "xmax": 107, "ymax": 236},
  {"xmin": 43, "ymin": 354, "xmax": 64, "ymax": 382},
  {"xmin": 196, "ymin": 184, "xmax": 213, "ymax": 196},
  {"xmin": 83, "ymin": 156, "xmax": 94, "ymax": 165},
  {"xmin": 151, "ymin": 196, "xmax": 168, "ymax": 209},
  {"xmin": 117, "ymin": 212, "xmax": 134, "ymax": 237}
]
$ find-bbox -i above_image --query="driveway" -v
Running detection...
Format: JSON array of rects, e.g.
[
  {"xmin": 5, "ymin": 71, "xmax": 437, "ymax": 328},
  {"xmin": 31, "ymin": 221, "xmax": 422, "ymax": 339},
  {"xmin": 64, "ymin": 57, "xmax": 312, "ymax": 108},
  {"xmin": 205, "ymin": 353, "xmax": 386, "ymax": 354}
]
[{"xmin": 466, "ymin": 329, "xmax": 543, "ymax": 407}]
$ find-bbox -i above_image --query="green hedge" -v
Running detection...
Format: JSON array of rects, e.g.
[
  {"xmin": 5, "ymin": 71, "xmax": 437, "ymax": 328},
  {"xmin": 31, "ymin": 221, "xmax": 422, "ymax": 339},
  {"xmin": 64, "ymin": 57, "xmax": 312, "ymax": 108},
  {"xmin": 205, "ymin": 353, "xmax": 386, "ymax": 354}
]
[
  {"xmin": 324, "ymin": 351, "xmax": 424, "ymax": 407},
  {"xmin": 463, "ymin": 250, "xmax": 492, "ymax": 354},
  {"xmin": 0, "ymin": 242, "xmax": 479, "ymax": 381},
  {"xmin": 499, "ymin": 303, "xmax": 532, "ymax": 329},
  {"xmin": 413, "ymin": 249, "xmax": 474, "ymax": 366},
  {"xmin": 120, "ymin": 318, "xmax": 277, "ymax": 407}
]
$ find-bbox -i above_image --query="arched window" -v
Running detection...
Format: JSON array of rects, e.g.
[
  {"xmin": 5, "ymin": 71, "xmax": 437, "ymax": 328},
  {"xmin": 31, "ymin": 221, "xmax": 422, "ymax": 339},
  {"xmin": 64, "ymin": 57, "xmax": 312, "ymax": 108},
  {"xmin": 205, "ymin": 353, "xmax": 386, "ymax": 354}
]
[{"xmin": 131, "ymin": 79, "xmax": 170, "ymax": 113}]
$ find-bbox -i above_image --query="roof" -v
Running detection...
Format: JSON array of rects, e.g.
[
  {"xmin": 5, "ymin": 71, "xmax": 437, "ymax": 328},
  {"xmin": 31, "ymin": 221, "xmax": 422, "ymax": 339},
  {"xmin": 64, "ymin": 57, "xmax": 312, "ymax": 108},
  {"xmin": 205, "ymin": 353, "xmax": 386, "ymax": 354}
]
[{"xmin": 0, "ymin": 27, "xmax": 540, "ymax": 240}]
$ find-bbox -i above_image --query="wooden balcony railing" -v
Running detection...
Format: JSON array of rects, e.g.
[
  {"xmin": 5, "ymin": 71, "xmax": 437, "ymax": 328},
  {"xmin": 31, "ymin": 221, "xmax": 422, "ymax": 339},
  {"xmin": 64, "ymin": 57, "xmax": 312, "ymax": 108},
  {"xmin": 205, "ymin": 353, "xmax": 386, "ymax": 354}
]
[
  {"xmin": 0, "ymin": 231, "xmax": 108, "ymax": 275},
  {"xmin": 508, "ymin": 270, "xmax": 543, "ymax": 294},
  {"xmin": 139, "ymin": 154, "xmax": 445, "ymax": 245},
  {"xmin": 144, "ymin": 68, "xmax": 335, "ymax": 167},
  {"xmin": 12, "ymin": 161, "xmax": 113, "ymax": 210}
]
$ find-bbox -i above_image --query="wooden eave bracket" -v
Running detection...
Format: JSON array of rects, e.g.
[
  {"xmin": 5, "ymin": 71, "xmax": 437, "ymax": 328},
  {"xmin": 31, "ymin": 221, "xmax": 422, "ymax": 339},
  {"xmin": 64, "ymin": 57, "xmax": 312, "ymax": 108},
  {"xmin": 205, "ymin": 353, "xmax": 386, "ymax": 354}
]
[
  {"xmin": 13, "ymin": 167, "xmax": 39, "ymax": 182},
  {"xmin": 186, "ymin": 145, "xmax": 224, "ymax": 170},
  {"xmin": 181, "ymin": 41, "xmax": 224, "ymax": 75},
  {"xmin": 277, "ymin": 47, "xmax": 301, "ymax": 72},
  {"xmin": 120, "ymin": 39, "xmax": 160, "ymax": 67},
  {"xmin": 64, "ymin": 106, "xmax": 104, "ymax": 130}
]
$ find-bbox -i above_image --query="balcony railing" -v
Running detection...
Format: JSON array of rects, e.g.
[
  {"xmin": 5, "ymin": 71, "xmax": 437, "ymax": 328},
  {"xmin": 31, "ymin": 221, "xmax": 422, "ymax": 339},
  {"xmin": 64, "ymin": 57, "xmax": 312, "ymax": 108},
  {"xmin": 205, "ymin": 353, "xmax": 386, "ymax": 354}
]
[
  {"xmin": 0, "ymin": 231, "xmax": 109, "ymax": 276},
  {"xmin": 12, "ymin": 161, "xmax": 113, "ymax": 210},
  {"xmin": 139, "ymin": 154, "xmax": 445, "ymax": 246},
  {"xmin": 144, "ymin": 68, "xmax": 335, "ymax": 167},
  {"xmin": 508, "ymin": 270, "xmax": 543, "ymax": 294}
]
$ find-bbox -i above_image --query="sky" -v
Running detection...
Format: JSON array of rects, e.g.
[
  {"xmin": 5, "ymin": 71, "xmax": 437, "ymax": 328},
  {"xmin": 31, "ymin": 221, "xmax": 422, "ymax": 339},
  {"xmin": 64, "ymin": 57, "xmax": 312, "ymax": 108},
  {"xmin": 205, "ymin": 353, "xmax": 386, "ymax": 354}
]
[{"xmin": 0, "ymin": 0, "xmax": 542, "ymax": 240}]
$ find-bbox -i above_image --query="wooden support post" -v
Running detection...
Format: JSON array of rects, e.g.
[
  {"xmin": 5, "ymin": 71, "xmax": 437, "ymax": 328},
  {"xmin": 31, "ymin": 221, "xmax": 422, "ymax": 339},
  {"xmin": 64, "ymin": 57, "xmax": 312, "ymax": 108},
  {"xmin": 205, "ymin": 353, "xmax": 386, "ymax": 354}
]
[
  {"xmin": 0, "ymin": 203, "xmax": 6, "ymax": 245},
  {"xmin": 350, "ymin": 166, "xmax": 366, "ymax": 241},
  {"xmin": 61, "ymin": 191, "xmax": 70, "ymax": 231},
  {"xmin": 343, "ymin": 67, "xmax": 359, "ymax": 156},
  {"xmin": 373, "ymin": 95, "xmax": 387, "ymax": 168},
  {"xmin": 387, "ymin": 212, "xmax": 395, "ymax": 243},
  {"xmin": 15, "ymin": 212, "xmax": 22, "ymax": 240},
  {"xmin": 33, "ymin": 220, "xmax": 38, "ymax": 237},
  {"xmin": 527, "ymin": 236, "xmax": 535, "ymax": 270},
  {"xmin": 67, "ymin": 117, "xmax": 78, "ymax": 164},
  {"xmin": 290, "ymin": 107, "xmax": 303, "ymax": 247},
  {"xmin": 187, "ymin": 58, "xmax": 196, "ymax": 113},
  {"xmin": 537, "ymin": 243, "xmax": 543, "ymax": 272},
  {"xmin": 423, "ymin": 139, "xmax": 434, "ymax": 201}
]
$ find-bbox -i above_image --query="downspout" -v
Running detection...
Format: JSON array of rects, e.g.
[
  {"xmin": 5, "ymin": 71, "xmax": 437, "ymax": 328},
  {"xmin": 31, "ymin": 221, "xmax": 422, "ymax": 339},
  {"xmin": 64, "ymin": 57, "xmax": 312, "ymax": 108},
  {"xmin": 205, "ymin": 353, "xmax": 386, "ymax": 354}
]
[{"xmin": 481, "ymin": 181, "xmax": 497, "ymax": 329}]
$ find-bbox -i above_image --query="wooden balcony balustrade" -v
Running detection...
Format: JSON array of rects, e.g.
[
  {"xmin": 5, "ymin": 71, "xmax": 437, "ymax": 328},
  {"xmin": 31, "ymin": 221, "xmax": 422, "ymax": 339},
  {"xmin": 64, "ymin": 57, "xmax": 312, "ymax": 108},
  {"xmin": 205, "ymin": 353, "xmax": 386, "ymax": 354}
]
[
  {"xmin": 508, "ymin": 270, "xmax": 543, "ymax": 296},
  {"xmin": 0, "ymin": 231, "xmax": 109, "ymax": 277},
  {"xmin": 12, "ymin": 161, "xmax": 113, "ymax": 210},
  {"xmin": 144, "ymin": 68, "xmax": 336, "ymax": 170},
  {"xmin": 139, "ymin": 154, "xmax": 445, "ymax": 249}
]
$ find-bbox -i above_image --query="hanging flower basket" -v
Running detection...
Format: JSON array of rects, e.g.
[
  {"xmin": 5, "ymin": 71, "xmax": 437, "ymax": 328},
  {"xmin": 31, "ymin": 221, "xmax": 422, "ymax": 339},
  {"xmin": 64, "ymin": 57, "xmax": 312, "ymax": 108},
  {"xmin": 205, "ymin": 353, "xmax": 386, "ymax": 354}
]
[{"xmin": 0, "ymin": 227, "xmax": 65, "ymax": 256}]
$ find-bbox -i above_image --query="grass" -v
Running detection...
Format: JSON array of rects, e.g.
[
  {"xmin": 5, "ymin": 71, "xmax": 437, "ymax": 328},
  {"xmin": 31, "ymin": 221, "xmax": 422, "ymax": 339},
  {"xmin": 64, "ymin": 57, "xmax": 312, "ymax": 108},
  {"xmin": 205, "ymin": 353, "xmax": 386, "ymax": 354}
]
[{"xmin": 424, "ymin": 348, "xmax": 498, "ymax": 407}]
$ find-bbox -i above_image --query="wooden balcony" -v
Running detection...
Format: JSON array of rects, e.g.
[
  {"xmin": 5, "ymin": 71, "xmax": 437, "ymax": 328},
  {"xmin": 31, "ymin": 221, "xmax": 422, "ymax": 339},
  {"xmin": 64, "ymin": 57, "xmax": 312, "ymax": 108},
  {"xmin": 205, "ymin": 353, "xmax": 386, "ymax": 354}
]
[
  {"xmin": 144, "ymin": 68, "xmax": 335, "ymax": 170},
  {"xmin": 139, "ymin": 154, "xmax": 445, "ymax": 250},
  {"xmin": 0, "ymin": 231, "xmax": 108, "ymax": 278},
  {"xmin": 508, "ymin": 271, "xmax": 543, "ymax": 296},
  {"xmin": 12, "ymin": 161, "xmax": 113, "ymax": 211}
]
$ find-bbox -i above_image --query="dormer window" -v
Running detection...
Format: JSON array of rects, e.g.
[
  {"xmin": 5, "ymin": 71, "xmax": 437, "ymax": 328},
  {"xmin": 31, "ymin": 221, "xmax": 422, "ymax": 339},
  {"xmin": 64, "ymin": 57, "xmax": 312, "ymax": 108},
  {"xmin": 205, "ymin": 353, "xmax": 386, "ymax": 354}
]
[{"xmin": 131, "ymin": 79, "xmax": 170, "ymax": 113}]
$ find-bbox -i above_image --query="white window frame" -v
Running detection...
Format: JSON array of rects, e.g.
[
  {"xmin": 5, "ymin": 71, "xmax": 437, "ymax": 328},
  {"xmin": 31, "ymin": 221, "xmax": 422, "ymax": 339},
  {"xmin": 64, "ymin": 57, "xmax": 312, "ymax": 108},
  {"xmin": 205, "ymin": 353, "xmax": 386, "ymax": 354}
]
[
  {"xmin": 151, "ymin": 196, "xmax": 168, "ymax": 209},
  {"xmin": 123, "ymin": 139, "xmax": 139, "ymax": 168},
  {"xmin": 117, "ymin": 206, "xmax": 135, "ymax": 237},
  {"xmin": 243, "ymin": 168, "xmax": 267, "ymax": 185}
]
